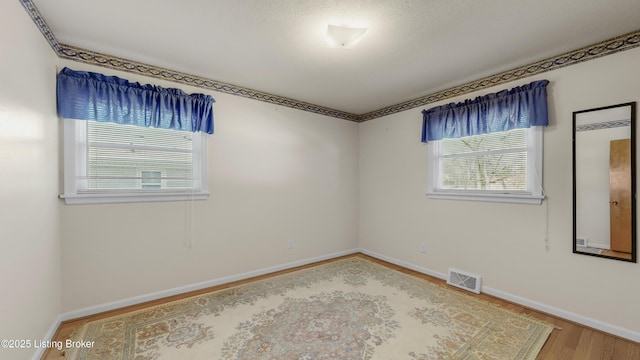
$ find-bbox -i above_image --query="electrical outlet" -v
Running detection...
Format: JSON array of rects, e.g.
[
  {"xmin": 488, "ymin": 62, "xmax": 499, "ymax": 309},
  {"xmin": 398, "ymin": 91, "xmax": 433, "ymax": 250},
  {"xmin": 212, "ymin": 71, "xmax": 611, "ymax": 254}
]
[
  {"xmin": 288, "ymin": 240, "xmax": 294, "ymax": 249},
  {"xmin": 419, "ymin": 243, "xmax": 426, "ymax": 253}
]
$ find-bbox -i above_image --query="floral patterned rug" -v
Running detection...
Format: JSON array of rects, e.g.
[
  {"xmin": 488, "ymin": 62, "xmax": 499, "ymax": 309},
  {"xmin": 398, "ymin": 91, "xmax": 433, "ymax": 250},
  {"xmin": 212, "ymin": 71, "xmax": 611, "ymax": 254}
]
[{"xmin": 65, "ymin": 257, "xmax": 552, "ymax": 360}]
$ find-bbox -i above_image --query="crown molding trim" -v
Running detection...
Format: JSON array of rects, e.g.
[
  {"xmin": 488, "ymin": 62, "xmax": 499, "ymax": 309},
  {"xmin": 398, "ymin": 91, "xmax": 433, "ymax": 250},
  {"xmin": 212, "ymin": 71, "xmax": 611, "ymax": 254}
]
[{"xmin": 19, "ymin": 0, "xmax": 640, "ymax": 123}]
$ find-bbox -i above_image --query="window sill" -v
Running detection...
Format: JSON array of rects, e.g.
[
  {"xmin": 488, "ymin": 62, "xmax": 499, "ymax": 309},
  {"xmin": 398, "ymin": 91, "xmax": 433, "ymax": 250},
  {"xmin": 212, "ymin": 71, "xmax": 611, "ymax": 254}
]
[
  {"xmin": 426, "ymin": 191, "xmax": 544, "ymax": 205},
  {"xmin": 59, "ymin": 192, "xmax": 209, "ymax": 205}
]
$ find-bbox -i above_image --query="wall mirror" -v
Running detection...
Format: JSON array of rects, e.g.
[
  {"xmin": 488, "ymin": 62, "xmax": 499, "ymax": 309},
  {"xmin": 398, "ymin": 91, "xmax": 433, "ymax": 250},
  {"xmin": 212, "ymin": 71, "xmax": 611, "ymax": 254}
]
[{"xmin": 573, "ymin": 102, "xmax": 637, "ymax": 262}]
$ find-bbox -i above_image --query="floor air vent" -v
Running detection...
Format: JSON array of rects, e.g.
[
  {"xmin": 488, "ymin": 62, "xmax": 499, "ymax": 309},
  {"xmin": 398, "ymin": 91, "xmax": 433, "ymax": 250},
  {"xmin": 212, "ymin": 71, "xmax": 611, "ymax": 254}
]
[{"xmin": 447, "ymin": 268, "xmax": 481, "ymax": 294}]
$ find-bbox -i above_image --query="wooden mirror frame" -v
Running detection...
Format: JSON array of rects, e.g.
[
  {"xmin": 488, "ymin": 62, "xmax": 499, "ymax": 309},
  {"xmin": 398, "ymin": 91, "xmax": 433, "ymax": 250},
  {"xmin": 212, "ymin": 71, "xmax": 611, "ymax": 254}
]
[{"xmin": 572, "ymin": 102, "xmax": 637, "ymax": 262}]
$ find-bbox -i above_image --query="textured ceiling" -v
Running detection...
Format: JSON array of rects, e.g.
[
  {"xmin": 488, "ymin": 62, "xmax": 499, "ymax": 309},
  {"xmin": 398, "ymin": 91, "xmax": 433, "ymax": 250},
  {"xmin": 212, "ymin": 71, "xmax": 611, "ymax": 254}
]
[{"xmin": 29, "ymin": 0, "xmax": 640, "ymax": 116}]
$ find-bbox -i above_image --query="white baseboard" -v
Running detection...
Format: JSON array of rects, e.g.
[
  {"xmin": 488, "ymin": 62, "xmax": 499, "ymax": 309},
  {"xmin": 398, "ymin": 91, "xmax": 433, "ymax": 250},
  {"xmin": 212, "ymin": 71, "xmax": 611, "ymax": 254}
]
[
  {"xmin": 481, "ymin": 286, "xmax": 640, "ymax": 342},
  {"xmin": 360, "ymin": 248, "xmax": 640, "ymax": 343},
  {"xmin": 39, "ymin": 246, "xmax": 639, "ymax": 358},
  {"xmin": 358, "ymin": 248, "xmax": 448, "ymax": 280},
  {"xmin": 58, "ymin": 248, "xmax": 359, "ymax": 322},
  {"xmin": 34, "ymin": 248, "xmax": 358, "ymax": 359},
  {"xmin": 32, "ymin": 314, "xmax": 63, "ymax": 360},
  {"xmin": 587, "ymin": 243, "xmax": 609, "ymax": 250}
]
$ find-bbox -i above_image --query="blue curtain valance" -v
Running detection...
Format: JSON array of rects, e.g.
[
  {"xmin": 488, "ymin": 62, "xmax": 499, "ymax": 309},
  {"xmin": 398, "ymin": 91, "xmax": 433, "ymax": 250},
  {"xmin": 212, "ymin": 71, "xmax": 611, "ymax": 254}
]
[
  {"xmin": 57, "ymin": 67, "xmax": 215, "ymax": 134},
  {"xmin": 421, "ymin": 80, "xmax": 549, "ymax": 142}
]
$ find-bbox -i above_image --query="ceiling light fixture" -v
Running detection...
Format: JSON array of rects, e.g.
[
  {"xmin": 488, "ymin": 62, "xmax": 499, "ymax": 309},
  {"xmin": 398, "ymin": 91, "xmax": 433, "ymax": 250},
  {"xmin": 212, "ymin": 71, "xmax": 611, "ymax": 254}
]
[{"xmin": 326, "ymin": 24, "xmax": 367, "ymax": 47}]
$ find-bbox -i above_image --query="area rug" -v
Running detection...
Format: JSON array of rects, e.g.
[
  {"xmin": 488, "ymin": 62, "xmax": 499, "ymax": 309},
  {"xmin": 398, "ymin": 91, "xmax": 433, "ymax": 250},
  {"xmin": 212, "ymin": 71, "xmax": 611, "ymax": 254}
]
[{"xmin": 65, "ymin": 257, "xmax": 552, "ymax": 360}]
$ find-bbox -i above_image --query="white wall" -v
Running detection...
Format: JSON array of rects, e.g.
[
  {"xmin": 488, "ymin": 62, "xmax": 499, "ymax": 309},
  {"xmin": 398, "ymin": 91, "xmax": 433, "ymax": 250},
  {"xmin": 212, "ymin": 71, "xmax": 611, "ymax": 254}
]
[
  {"xmin": 6, "ymin": 1, "xmax": 640, "ymax": 350},
  {"xmin": 359, "ymin": 47, "xmax": 640, "ymax": 337},
  {"xmin": 0, "ymin": 2, "xmax": 61, "ymax": 359},
  {"xmin": 59, "ymin": 61, "xmax": 360, "ymax": 312}
]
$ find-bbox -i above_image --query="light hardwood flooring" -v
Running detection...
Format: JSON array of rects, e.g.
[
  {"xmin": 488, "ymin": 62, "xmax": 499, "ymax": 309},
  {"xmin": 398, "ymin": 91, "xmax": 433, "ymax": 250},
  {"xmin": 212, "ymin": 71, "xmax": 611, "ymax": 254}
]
[
  {"xmin": 601, "ymin": 249, "xmax": 633, "ymax": 260},
  {"xmin": 42, "ymin": 253, "xmax": 640, "ymax": 360}
]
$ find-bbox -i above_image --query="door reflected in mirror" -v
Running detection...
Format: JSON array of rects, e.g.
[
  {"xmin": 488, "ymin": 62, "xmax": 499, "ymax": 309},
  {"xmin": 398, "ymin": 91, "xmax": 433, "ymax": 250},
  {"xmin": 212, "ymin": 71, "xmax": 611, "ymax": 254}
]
[{"xmin": 573, "ymin": 102, "xmax": 637, "ymax": 262}]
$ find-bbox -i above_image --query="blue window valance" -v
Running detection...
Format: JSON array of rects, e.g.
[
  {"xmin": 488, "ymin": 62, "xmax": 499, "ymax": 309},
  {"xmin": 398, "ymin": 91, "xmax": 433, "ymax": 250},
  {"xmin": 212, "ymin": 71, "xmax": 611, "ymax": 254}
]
[
  {"xmin": 421, "ymin": 80, "xmax": 549, "ymax": 142},
  {"xmin": 57, "ymin": 67, "xmax": 215, "ymax": 134}
]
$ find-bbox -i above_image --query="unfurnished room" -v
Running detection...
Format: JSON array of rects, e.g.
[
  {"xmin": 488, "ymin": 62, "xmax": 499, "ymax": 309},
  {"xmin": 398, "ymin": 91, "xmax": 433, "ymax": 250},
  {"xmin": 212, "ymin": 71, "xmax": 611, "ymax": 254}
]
[{"xmin": 1, "ymin": 1, "xmax": 640, "ymax": 359}]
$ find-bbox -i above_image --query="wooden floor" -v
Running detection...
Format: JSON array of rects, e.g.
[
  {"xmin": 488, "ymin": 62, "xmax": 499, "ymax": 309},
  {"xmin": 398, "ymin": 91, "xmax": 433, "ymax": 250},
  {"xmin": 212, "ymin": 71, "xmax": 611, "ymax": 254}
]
[
  {"xmin": 601, "ymin": 249, "xmax": 633, "ymax": 260},
  {"xmin": 42, "ymin": 253, "xmax": 640, "ymax": 360}
]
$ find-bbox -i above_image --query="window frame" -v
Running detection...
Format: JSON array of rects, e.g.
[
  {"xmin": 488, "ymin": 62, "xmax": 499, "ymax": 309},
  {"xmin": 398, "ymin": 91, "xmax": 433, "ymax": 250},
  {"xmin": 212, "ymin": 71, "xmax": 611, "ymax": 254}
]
[
  {"xmin": 60, "ymin": 119, "xmax": 209, "ymax": 205},
  {"xmin": 426, "ymin": 126, "xmax": 544, "ymax": 205}
]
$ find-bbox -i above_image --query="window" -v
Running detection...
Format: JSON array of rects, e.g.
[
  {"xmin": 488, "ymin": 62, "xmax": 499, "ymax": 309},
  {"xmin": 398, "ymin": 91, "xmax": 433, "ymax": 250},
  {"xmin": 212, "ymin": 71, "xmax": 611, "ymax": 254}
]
[
  {"xmin": 56, "ymin": 67, "xmax": 214, "ymax": 205},
  {"xmin": 428, "ymin": 127, "xmax": 544, "ymax": 204},
  {"xmin": 61, "ymin": 119, "xmax": 208, "ymax": 204},
  {"xmin": 421, "ymin": 80, "xmax": 548, "ymax": 204},
  {"xmin": 141, "ymin": 171, "xmax": 162, "ymax": 189}
]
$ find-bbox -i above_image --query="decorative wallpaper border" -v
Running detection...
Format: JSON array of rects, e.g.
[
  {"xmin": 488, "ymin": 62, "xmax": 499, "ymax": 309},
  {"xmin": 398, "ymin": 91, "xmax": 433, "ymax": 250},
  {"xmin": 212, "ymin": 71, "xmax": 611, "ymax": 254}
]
[
  {"xmin": 18, "ymin": 0, "xmax": 358, "ymax": 122},
  {"xmin": 19, "ymin": 0, "xmax": 640, "ymax": 123},
  {"xmin": 56, "ymin": 45, "xmax": 359, "ymax": 122},
  {"xmin": 19, "ymin": 0, "xmax": 60, "ymax": 52},
  {"xmin": 576, "ymin": 119, "xmax": 631, "ymax": 132},
  {"xmin": 359, "ymin": 30, "xmax": 640, "ymax": 122}
]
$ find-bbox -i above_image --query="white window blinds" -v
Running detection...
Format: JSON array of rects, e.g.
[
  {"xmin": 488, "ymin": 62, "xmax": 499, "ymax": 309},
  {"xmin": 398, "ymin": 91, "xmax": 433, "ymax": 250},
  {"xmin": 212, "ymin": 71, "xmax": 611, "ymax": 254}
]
[
  {"xmin": 61, "ymin": 119, "xmax": 208, "ymax": 204},
  {"xmin": 440, "ymin": 128, "xmax": 528, "ymax": 191},
  {"xmin": 84, "ymin": 121, "xmax": 194, "ymax": 191}
]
